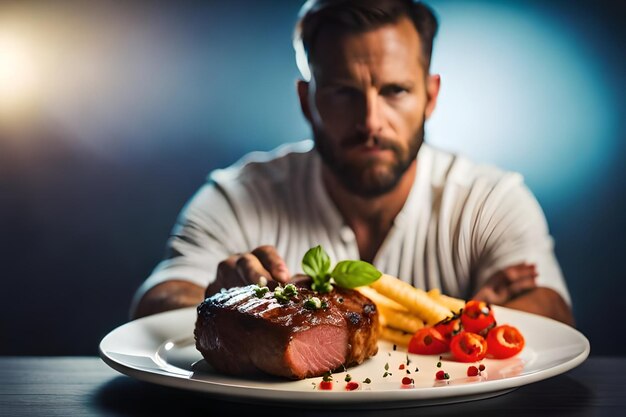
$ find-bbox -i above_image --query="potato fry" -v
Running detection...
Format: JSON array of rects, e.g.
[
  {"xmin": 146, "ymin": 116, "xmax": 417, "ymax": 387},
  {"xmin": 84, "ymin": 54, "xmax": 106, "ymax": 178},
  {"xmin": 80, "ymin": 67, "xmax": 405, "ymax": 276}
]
[
  {"xmin": 370, "ymin": 274, "xmax": 453, "ymax": 325},
  {"xmin": 427, "ymin": 288, "xmax": 466, "ymax": 314},
  {"xmin": 356, "ymin": 286, "xmax": 408, "ymax": 312},
  {"xmin": 377, "ymin": 310, "xmax": 387, "ymax": 328},
  {"xmin": 380, "ymin": 326, "xmax": 413, "ymax": 347},
  {"xmin": 378, "ymin": 305, "xmax": 424, "ymax": 334}
]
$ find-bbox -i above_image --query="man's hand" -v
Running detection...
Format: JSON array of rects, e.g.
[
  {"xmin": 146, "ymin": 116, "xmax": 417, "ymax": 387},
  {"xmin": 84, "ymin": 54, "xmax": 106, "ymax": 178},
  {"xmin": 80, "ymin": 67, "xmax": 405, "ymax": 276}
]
[
  {"xmin": 133, "ymin": 246, "xmax": 291, "ymax": 319},
  {"xmin": 205, "ymin": 245, "xmax": 290, "ymax": 297},
  {"xmin": 473, "ymin": 263, "xmax": 538, "ymax": 305},
  {"xmin": 473, "ymin": 263, "xmax": 575, "ymax": 326}
]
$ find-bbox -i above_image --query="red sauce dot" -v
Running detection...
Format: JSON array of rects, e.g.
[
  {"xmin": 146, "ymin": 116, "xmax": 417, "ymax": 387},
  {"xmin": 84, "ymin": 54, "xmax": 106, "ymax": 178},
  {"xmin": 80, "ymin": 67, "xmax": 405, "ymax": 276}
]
[
  {"xmin": 467, "ymin": 366, "xmax": 479, "ymax": 377},
  {"xmin": 479, "ymin": 364, "xmax": 486, "ymax": 371},
  {"xmin": 401, "ymin": 376, "xmax": 413, "ymax": 385},
  {"xmin": 435, "ymin": 370, "xmax": 446, "ymax": 380},
  {"xmin": 399, "ymin": 364, "xmax": 405, "ymax": 370},
  {"xmin": 319, "ymin": 381, "xmax": 333, "ymax": 390},
  {"xmin": 345, "ymin": 381, "xmax": 359, "ymax": 391}
]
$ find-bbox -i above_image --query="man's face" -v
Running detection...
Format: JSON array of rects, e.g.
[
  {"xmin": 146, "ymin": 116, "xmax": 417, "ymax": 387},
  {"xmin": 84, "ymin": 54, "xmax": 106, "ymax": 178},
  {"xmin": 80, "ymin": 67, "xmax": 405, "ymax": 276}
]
[{"xmin": 299, "ymin": 17, "xmax": 439, "ymax": 197}]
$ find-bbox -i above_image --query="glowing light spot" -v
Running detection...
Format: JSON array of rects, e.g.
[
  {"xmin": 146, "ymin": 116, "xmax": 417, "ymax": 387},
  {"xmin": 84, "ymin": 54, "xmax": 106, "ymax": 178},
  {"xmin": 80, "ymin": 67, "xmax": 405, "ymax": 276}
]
[{"xmin": 0, "ymin": 28, "xmax": 40, "ymax": 118}]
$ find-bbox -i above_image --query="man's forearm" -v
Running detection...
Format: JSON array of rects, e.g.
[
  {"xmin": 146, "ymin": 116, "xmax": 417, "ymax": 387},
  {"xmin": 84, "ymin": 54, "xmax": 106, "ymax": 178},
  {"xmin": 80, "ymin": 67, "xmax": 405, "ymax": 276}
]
[
  {"xmin": 132, "ymin": 280, "xmax": 206, "ymax": 320},
  {"xmin": 503, "ymin": 287, "xmax": 575, "ymax": 327}
]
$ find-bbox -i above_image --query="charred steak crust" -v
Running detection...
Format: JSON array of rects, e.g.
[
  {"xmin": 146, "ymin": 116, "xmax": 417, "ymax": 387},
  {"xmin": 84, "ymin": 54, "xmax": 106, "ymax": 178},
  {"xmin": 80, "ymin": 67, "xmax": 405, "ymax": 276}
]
[{"xmin": 194, "ymin": 285, "xmax": 379, "ymax": 380}]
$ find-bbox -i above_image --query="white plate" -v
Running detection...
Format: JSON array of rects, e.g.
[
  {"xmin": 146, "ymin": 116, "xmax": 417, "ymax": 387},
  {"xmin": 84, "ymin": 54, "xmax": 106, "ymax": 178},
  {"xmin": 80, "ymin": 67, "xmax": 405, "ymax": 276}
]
[{"xmin": 99, "ymin": 305, "xmax": 589, "ymax": 408}]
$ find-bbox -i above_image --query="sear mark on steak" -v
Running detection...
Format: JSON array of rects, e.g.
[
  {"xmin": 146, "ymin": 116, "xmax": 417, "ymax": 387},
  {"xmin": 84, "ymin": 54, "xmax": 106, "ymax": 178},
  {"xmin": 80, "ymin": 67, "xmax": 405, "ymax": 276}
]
[{"xmin": 194, "ymin": 285, "xmax": 379, "ymax": 380}]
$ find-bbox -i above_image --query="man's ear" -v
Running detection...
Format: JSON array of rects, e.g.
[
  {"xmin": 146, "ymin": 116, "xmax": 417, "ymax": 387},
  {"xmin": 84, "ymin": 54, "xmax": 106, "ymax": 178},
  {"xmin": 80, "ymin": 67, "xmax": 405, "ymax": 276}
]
[
  {"xmin": 424, "ymin": 74, "xmax": 441, "ymax": 120},
  {"xmin": 297, "ymin": 79, "xmax": 312, "ymax": 123}
]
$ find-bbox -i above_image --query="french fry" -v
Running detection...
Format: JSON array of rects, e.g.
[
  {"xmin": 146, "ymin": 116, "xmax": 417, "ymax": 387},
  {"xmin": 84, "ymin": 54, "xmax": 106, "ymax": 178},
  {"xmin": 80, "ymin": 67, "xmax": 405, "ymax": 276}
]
[
  {"xmin": 378, "ymin": 305, "xmax": 424, "ymax": 334},
  {"xmin": 380, "ymin": 326, "xmax": 413, "ymax": 347},
  {"xmin": 427, "ymin": 288, "xmax": 466, "ymax": 314},
  {"xmin": 377, "ymin": 310, "xmax": 387, "ymax": 328},
  {"xmin": 370, "ymin": 274, "xmax": 453, "ymax": 325},
  {"xmin": 356, "ymin": 286, "xmax": 408, "ymax": 312}
]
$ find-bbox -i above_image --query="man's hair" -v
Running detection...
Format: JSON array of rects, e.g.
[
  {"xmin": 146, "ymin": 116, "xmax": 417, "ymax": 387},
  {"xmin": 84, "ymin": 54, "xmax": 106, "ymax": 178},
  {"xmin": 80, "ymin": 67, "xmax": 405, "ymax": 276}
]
[{"xmin": 293, "ymin": 0, "xmax": 438, "ymax": 81}]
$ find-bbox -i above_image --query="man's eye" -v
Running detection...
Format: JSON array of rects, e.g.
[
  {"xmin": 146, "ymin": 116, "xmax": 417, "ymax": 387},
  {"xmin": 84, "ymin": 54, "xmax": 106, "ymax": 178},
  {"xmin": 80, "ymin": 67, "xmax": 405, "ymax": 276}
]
[{"xmin": 381, "ymin": 85, "xmax": 409, "ymax": 97}]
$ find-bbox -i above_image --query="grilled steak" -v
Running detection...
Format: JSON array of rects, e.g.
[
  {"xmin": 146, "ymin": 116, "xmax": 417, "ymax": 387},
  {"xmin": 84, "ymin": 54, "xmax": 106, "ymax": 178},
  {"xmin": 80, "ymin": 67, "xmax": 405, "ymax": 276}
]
[{"xmin": 194, "ymin": 284, "xmax": 379, "ymax": 380}]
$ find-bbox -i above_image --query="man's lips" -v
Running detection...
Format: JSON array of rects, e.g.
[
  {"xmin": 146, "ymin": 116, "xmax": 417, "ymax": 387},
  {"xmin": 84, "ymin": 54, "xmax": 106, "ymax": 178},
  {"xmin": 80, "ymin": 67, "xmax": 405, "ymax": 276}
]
[
  {"xmin": 339, "ymin": 136, "xmax": 398, "ymax": 160},
  {"xmin": 348, "ymin": 143, "xmax": 393, "ymax": 153},
  {"xmin": 344, "ymin": 144, "xmax": 395, "ymax": 163},
  {"xmin": 357, "ymin": 145, "xmax": 388, "ymax": 154}
]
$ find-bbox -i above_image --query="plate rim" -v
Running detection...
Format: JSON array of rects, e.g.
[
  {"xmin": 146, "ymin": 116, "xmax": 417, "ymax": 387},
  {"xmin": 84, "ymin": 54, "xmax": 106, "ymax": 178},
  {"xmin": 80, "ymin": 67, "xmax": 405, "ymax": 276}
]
[{"xmin": 99, "ymin": 305, "xmax": 590, "ymax": 407}]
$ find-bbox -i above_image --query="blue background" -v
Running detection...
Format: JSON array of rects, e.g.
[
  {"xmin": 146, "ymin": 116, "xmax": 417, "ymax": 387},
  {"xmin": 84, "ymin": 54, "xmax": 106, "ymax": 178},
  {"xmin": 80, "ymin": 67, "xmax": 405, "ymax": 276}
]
[{"xmin": 0, "ymin": 0, "xmax": 624, "ymax": 355}]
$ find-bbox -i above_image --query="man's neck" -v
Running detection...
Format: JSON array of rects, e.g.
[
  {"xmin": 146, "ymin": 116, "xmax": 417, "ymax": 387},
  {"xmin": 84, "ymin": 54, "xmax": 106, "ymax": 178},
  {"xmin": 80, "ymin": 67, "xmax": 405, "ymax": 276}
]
[{"xmin": 322, "ymin": 160, "xmax": 417, "ymax": 263}]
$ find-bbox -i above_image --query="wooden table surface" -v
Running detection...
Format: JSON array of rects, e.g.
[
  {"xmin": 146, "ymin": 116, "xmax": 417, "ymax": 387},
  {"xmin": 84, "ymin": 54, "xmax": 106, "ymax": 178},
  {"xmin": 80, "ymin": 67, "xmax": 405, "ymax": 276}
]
[{"xmin": 1, "ymin": 356, "xmax": 624, "ymax": 416}]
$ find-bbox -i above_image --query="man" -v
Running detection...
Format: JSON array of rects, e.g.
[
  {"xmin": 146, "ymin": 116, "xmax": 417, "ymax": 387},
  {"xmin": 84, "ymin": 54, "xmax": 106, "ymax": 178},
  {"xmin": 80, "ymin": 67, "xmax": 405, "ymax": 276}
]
[{"xmin": 131, "ymin": 0, "xmax": 574, "ymax": 326}]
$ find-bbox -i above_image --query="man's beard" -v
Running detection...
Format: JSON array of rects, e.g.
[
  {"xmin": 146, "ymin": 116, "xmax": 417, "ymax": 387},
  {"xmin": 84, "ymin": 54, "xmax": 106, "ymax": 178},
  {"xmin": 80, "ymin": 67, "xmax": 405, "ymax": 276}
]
[{"xmin": 314, "ymin": 121, "xmax": 425, "ymax": 198}]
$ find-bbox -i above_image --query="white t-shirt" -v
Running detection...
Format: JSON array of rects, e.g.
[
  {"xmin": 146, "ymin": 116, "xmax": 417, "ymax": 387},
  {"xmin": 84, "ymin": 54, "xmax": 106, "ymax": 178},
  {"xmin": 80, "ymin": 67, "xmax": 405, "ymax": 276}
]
[{"xmin": 130, "ymin": 140, "xmax": 571, "ymax": 315}]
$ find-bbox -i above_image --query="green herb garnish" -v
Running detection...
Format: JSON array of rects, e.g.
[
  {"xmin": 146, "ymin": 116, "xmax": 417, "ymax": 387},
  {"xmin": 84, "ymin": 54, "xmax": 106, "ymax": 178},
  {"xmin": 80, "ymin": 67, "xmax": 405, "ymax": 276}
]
[
  {"xmin": 283, "ymin": 283, "xmax": 298, "ymax": 297},
  {"xmin": 253, "ymin": 285, "xmax": 269, "ymax": 298},
  {"xmin": 274, "ymin": 283, "xmax": 298, "ymax": 303},
  {"xmin": 301, "ymin": 245, "xmax": 382, "ymax": 293},
  {"xmin": 331, "ymin": 260, "xmax": 383, "ymax": 289},
  {"xmin": 303, "ymin": 296, "xmax": 327, "ymax": 310}
]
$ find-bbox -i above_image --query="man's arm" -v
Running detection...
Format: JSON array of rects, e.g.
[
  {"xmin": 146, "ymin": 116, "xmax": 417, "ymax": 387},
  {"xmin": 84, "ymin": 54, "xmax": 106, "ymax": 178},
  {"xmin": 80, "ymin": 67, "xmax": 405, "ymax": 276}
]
[
  {"xmin": 503, "ymin": 287, "xmax": 575, "ymax": 326},
  {"xmin": 132, "ymin": 245, "xmax": 292, "ymax": 320},
  {"xmin": 467, "ymin": 173, "xmax": 574, "ymax": 326},
  {"xmin": 473, "ymin": 263, "xmax": 575, "ymax": 326},
  {"xmin": 132, "ymin": 280, "xmax": 205, "ymax": 320}
]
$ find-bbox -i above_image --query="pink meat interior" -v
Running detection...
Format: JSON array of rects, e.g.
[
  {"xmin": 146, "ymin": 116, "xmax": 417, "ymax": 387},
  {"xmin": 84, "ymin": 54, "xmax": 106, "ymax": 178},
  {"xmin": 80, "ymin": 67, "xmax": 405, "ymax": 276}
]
[{"xmin": 285, "ymin": 325, "xmax": 348, "ymax": 378}]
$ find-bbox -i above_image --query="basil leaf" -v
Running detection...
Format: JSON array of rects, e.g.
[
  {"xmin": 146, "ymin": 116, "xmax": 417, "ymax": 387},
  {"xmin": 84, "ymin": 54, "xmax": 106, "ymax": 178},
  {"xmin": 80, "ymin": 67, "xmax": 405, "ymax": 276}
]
[
  {"xmin": 302, "ymin": 245, "xmax": 331, "ymax": 280},
  {"xmin": 331, "ymin": 260, "xmax": 382, "ymax": 289}
]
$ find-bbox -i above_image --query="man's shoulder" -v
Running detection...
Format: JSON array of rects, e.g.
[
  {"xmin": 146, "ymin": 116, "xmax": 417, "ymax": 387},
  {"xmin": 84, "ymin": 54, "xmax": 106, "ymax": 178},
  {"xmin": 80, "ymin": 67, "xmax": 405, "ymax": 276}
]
[
  {"xmin": 209, "ymin": 140, "xmax": 315, "ymax": 185},
  {"xmin": 421, "ymin": 143, "xmax": 522, "ymax": 190}
]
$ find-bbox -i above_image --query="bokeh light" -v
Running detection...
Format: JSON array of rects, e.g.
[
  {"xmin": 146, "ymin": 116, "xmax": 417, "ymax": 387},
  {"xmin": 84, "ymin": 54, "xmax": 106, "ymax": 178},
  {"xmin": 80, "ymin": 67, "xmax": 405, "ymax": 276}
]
[{"xmin": 0, "ymin": 24, "xmax": 41, "ymax": 121}]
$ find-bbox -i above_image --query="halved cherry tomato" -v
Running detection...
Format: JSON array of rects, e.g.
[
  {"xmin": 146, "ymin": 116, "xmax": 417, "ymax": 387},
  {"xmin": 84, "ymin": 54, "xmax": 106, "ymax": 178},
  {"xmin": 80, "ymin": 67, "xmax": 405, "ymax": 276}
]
[
  {"xmin": 434, "ymin": 315, "xmax": 462, "ymax": 346},
  {"xmin": 408, "ymin": 327, "xmax": 448, "ymax": 355},
  {"xmin": 487, "ymin": 325, "xmax": 525, "ymax": 359},
  {"xmin": 460, "ymin": 300, "xmax": 496, "ymax": 335},
  {"xmin": 450, "ymin": 331, "xmax": 488, "ymax": 362}
]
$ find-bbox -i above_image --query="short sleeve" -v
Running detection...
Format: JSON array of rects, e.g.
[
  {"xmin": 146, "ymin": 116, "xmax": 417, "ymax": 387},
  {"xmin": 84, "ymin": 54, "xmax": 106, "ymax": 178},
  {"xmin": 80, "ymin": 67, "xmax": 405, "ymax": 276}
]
[{"xmin": 471, "ymin": 174, "xmax": 572, "ymax": 306}]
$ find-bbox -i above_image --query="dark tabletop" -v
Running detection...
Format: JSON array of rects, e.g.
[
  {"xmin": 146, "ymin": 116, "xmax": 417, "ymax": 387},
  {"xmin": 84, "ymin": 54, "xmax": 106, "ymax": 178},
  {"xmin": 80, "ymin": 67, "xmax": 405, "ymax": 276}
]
[{"xmin": 0, "ymin": 356, "xmax": 624, "ymax": 416}]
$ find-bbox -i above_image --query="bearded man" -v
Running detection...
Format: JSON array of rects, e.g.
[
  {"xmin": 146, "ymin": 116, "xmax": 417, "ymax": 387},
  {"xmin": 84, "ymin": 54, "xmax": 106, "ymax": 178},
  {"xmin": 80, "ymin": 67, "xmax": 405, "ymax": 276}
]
[{"xmin": 131, "ymin": 0, "xmax": 574, "ymax": 327}]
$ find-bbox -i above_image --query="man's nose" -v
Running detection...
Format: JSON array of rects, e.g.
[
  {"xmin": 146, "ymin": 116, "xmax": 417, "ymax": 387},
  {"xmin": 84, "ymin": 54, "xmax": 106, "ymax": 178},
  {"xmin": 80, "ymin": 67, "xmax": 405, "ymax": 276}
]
[{"xmin": 356, "ymin": 90, "xmax": 383, "ymax": 135}]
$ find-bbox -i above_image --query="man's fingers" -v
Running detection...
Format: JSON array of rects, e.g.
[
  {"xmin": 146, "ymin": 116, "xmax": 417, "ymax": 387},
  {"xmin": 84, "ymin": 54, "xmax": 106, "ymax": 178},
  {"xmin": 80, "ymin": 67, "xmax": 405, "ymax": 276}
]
[
  {"xmin": 474, "ymin": 263, "xmax": 538, "ymax": 305},
  {"xmin": 473, "ymin": 286, "xmax": 506, "ymax": 305},
  {"xmin": 206, "ymin": 255, "xmax": 243, "ymax": 297},
  {"xmin": 502, "ymin": 263, "xmax": 537, "ymax": 283},
  {"xmin": 508, "ymin": 274, "xmax": 537, "ymax": 297},
  {"xmin": 236, "ymin": 253, "xmax": 273, "ymax": 286},
  {"xmin": 252, "ymin": 245, "xmax": 290, "ymax": 283}
]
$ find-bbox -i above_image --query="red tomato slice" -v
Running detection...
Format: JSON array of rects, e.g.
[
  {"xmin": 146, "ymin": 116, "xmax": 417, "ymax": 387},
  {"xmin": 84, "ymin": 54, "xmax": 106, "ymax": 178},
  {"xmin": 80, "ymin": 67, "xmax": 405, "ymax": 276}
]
[
  {"xmin": 450, "ymin": 331, "xmax": 488, "ymax": 362},
  {"xmin": 434, "ymin": 315, "xmax": 462, "ymax": 345},
  {"xmin": 408, "ymin": 327, "xmax": 448, "ymax": 355},
  {"xmin": 487, "ymin": 325, "xmax": 525, "ymax": 359},
  {"xmin": 460, "ymin": 300, "xmax": 496, "ymax": 335}
]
